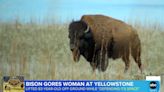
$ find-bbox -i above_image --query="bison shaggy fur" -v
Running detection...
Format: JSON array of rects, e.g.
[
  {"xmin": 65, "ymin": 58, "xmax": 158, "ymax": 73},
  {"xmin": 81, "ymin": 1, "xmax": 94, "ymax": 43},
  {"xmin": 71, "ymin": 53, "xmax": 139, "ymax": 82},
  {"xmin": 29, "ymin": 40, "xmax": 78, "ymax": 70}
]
[{"xmin": 68, "ymin": 15, "xmax": 142, "ymax": 73}]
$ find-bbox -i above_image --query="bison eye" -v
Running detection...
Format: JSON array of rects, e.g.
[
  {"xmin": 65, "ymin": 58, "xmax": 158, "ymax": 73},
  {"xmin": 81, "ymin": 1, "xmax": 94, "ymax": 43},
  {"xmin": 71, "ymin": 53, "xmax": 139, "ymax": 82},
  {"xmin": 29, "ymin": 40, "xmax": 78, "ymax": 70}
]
[{"xmin": 79, "ymin": 36, "xmax": 84, "ymax": 39}]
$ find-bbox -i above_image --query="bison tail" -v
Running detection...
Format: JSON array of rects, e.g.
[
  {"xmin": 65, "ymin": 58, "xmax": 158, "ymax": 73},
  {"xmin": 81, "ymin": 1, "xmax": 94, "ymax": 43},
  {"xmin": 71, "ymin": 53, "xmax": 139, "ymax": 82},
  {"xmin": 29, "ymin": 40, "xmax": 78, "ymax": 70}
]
[{"xmin": 131, "ymin": 32, "xmax": 142, "ymax": 73}]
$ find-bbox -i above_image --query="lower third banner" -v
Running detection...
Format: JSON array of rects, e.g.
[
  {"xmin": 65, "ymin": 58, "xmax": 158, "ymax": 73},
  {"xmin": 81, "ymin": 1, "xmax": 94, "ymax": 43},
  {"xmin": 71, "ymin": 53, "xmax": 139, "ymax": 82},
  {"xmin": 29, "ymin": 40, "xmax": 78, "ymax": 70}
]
[{"xmin": 24, "ymin": 80, "xmax": 160, "ymax": 92}]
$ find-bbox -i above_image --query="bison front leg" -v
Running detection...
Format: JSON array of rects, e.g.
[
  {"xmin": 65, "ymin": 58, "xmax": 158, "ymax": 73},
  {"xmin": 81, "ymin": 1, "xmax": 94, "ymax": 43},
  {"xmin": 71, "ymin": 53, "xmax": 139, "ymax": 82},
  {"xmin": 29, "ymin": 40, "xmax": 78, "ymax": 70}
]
[
  {"xmin": 90, "ymin": 45, "xmax": 99, "ymax": 72},
  {"xmin": 97, "ymin": 47, "xmax": 109, "ymax": 72},
  {"xmin": 90, "ymin": 51, "xmax": 101, "ymax": 72},
  {"xmin": 100, "ymin": 51, "xmax": 108, "ymax": 72},
  {"xmin": 90, "ymin": 62, "xmax": 97, "ymax": 72}
]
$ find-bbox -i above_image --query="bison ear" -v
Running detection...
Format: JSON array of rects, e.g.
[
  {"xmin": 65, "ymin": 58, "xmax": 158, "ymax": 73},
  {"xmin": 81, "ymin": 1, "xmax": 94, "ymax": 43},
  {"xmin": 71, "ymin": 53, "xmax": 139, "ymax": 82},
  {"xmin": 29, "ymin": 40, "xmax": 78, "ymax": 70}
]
[{"xmin": 84, "ymin": 25, "xmax": 90, "ymax": 33}]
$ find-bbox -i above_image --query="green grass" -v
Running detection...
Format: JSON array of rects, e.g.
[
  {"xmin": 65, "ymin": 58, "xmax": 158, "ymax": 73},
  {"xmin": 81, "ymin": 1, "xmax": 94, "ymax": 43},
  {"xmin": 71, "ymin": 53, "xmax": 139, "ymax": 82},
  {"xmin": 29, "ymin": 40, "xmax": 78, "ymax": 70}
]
[{"xmin": 0, "ymin": 21, "xmax": 164, "ymax": 90}]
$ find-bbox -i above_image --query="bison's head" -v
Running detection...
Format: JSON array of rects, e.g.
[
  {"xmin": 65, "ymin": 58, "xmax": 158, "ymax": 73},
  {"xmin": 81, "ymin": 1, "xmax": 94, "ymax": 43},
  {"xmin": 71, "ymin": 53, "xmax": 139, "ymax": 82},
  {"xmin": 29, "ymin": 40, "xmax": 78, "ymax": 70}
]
[{"xmin": 68, "ymin": 21, "xmax": 90, "ymax": 62}]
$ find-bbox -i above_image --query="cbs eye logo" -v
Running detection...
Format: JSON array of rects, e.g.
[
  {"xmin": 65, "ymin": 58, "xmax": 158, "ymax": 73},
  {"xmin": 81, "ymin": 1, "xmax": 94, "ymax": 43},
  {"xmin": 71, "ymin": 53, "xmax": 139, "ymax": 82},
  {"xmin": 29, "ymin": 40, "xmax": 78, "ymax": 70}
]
[{"xmin": 149, "ymin": 81, "xmax": 157, "ymax": 89}]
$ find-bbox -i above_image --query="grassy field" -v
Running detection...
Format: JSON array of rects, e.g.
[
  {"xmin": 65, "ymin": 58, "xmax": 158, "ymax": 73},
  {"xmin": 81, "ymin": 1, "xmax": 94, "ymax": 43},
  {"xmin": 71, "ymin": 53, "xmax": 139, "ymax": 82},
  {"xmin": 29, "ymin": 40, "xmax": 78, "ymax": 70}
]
[{"xmin": 0, "ymin": 21, "xmax": 164, "ymax": 90}]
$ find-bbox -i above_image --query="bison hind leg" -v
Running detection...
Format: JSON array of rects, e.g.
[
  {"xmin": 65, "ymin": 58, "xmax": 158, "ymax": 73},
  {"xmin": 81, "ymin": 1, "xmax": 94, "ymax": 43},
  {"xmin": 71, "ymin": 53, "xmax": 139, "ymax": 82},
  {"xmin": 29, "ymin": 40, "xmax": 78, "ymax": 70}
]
[
  {"xmin": 131, "ymin": 45, "xmax": 142, "ymax": 73},
  {"xmin": 132, "ymin": 51, "xmax": 142, "ymax": 73}
]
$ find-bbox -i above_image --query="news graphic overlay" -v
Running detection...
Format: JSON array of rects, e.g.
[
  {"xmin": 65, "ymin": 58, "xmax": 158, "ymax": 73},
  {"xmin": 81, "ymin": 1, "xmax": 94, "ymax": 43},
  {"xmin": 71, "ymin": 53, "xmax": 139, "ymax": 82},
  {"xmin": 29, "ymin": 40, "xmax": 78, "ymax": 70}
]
[
  {"xmin": 25, "ymin": 80, "xmax": 160, "ymax": 92},
  {"xmin": 146, "ymin": 76, "xmax": 161, "ymax": 92},
  {"xmin": 3, "ymin": 76, "xmax": 24, "ymax": 92}
]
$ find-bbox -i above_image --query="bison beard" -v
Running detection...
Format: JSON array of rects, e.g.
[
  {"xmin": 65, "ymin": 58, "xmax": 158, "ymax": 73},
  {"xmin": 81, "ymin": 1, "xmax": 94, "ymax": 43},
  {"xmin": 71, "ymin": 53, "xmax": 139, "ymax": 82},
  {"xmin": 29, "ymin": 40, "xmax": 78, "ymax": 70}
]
[
  {"xmin": 72, "ymin": 48, "xmax": 80, "ymax": 62},
  {"xmin": 68, "ymin": 15, "xmax": 142, "ymax": 73}
]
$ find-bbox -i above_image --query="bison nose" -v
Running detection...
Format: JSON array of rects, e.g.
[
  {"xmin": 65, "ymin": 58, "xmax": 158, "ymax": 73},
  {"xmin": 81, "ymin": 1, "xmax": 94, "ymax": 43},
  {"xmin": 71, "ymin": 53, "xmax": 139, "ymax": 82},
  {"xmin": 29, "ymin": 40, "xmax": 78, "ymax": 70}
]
[
  {"xmin": 70, "ymin": 44, "xmax": 75, "ymax": 51},
  {"xmin": 71, "ymin": 48, "xmax": 73, "ymax": 51}
]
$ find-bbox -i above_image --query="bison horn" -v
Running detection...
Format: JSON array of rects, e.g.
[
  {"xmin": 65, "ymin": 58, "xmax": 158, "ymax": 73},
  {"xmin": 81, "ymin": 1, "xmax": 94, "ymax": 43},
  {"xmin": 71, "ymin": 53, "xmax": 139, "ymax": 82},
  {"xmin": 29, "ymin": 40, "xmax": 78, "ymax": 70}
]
[{"xmin": 84, "ymin": 25, "xmax": 90, "ymax": 33}]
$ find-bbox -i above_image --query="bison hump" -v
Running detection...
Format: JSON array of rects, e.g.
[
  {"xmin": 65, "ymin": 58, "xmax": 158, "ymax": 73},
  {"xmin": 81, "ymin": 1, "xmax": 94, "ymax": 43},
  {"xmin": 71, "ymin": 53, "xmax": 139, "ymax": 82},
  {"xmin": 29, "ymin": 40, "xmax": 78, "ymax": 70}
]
[{"xmin": 81, "ymin": 15, "xmax": 131, "ymax": 45}]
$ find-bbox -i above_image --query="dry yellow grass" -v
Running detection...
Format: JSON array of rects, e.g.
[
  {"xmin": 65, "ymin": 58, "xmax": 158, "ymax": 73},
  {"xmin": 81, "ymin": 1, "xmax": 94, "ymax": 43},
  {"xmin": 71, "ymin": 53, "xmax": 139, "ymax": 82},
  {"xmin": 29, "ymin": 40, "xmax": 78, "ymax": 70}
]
[{"xmin": 0, "ymin": 21, "xmax": 163, "ymax": 90}]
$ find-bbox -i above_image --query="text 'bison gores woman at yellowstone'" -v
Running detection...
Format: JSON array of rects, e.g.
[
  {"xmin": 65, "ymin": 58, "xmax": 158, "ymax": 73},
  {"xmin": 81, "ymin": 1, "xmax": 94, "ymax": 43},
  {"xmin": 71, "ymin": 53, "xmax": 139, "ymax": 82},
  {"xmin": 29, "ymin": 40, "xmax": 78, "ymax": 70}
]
[{"xmin": 68, "ymin": 15, "xmax": 142, "ymax": 73}]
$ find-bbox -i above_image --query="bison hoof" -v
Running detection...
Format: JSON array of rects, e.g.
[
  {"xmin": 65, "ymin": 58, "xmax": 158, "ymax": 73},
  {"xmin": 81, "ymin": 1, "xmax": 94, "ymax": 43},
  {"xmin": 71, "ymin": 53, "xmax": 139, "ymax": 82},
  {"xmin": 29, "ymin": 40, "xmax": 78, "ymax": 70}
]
[
  {"xmin": 124, "ymin": 68, "xmax": 128, "ymax": 73},
  {"xmin": 97, "ymin": 66, "xmax": 107, "ymax": 72},
  {"xmin": 101, "ymin": 68, "xmax": 107, "ymax": 72}
]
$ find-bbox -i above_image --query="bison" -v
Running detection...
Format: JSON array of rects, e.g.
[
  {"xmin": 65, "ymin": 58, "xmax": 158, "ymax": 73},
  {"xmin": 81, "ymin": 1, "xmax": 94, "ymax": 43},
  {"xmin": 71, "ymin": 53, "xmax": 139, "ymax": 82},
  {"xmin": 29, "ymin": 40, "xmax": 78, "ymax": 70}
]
[{"xmin": 68, "ymin": 15, "xmax": 142, "ymax": 73}]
